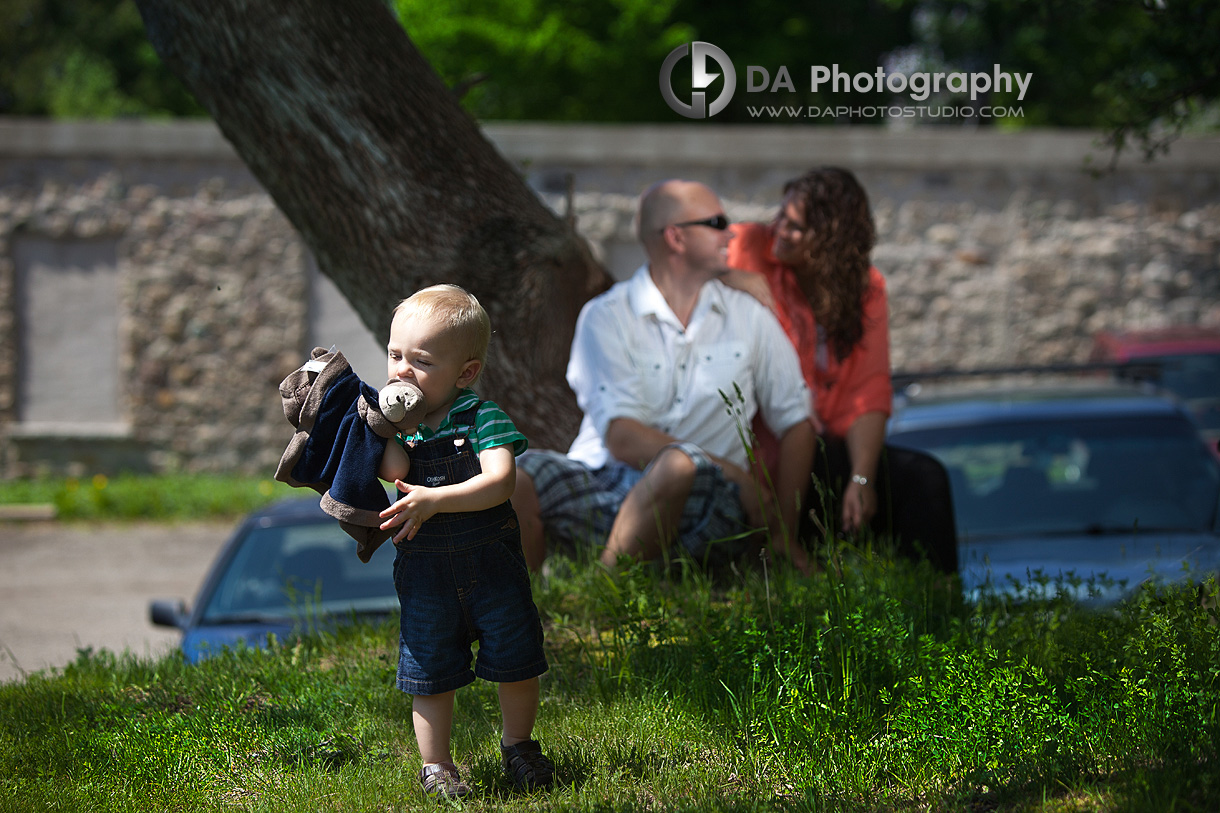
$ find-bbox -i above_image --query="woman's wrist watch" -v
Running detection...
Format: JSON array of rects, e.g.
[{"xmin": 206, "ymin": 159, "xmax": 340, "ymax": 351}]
[{"xmin": 850, "ymin": 474, "xmax": 870, "ymax": 487}]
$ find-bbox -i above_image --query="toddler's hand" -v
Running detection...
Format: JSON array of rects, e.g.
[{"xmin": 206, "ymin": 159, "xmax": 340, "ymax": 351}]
[{"xmin": 379, "ymin": 481, "xmax": 437, "ymax": 543}]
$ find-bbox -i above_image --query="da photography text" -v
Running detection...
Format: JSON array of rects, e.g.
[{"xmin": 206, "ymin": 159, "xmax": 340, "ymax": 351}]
[
  {"xmin": 661, "ymin": 41, "xmax": 1032, "ymax": 120},
  {"xmin": 751, "ymin": 64, "xmax": 1032, "ymax": 102}
]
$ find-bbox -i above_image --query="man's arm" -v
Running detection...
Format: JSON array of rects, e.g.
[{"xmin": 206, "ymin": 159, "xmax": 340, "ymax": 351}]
[
  {"xmin": 768, "ymin": 418, "xmax": 815, "ymax": 574},
  {"xmin": 604, "ymin": 417, "xmax": 679, "ymax": 471},
  {"xmin": 606, "ymin": 416, "xmax": 778, "ymax": 534}
]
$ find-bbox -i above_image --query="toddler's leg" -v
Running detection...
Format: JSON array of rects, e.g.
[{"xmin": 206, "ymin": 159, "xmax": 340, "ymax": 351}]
[
  {"xmin": 412, "ymin": 690, "xmax": 456, "ymax": 765},
  {"xmin": 498, "ymin": 677, "xmax": 553, "ymax": 790},
  {"xmin": 498, "ymin": 677, "xmax": 540, "ymax": 746},
  {"xmin": 414, "ymin": 691, "xmax": 472, "ymax": 797}
]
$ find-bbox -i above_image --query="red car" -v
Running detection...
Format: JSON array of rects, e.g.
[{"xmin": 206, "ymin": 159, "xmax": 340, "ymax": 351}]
[{"xmin": 1090, "ymin": 326, "xmax": 1220, "ymax": 446}]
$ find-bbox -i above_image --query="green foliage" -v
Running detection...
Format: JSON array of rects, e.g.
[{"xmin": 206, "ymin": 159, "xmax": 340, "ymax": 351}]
[
  {"xmin": 0, "ymin": 0, "xmax": 203, "ymax": 117},
  {"xmin": 392, "ymin": 0, "xmax": 698, "ymax": 121},
  {"xmin": 5, "ymin": 0, "xmax": 1217, "ymax": 162},
  {"xmin": 391, "ymin": 0, "xmax": 918, "ymax": 123},
  {"xmin": 0, "ymin": 474, "xmax": 293, "ymax": 520},
  {"xmin": 2, "ymin": 545, "xmax": 1219, "ymax": 809},
  {"xmin": 907, "ymin": 0, "xmax": 1220, "ymax": 160},
  {"xmin": 4, "ymin": 546, "xmax": 1218, "ymax": 810},
  {"xmin": 664, "ymin": 0, "xmax": 917, "ymax": 125}
]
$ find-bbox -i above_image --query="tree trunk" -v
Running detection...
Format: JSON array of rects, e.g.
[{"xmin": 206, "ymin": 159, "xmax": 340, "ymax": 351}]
[{"xmin": 133, "ymin": 0, "xmax": 611, "ymax": 450}]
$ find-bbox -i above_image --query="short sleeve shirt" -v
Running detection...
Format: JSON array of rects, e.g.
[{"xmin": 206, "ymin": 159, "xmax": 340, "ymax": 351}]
[
  {"xmin": 396, "ymin": 389, "xmax": 528, "ymax": 456},
  {"xmin": 565, "ymin": 265, "xmax": 813, "ymax": 470}
]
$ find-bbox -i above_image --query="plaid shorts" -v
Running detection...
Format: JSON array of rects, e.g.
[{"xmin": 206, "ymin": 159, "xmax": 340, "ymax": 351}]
[{"xmin": 517, "ymin": 442, "xmax": 753, "ymax": 566}]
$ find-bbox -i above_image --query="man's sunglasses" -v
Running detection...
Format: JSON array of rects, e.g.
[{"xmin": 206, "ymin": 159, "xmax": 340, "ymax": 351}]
[{"xmin": 663, "ymin": 214, "xmax": 730, "ymax": 232}]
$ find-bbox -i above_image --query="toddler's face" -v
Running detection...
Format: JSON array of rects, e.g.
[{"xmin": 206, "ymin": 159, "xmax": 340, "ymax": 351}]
[{"xmin": 386, "ymin": 310, "xmax": 478, "ymax": 415}]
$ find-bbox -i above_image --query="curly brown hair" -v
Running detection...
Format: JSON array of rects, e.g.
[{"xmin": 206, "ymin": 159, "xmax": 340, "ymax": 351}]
[{"xmin": 779, "ymin": 167, "xmax": 876, "ymax": 362}]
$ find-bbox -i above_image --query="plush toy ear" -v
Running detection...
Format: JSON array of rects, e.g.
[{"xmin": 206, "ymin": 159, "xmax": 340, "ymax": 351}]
[{"xmin": 379, "ymin": 379, "xmax": 427, "ymax": 429}]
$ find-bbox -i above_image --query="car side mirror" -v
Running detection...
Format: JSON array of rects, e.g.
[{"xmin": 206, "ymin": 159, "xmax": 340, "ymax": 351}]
[{"xmin": 149, "ymin": 599, "xmax": 188, "ymax": 629}]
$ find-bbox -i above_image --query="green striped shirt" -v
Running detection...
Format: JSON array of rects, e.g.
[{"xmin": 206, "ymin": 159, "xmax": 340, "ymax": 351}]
[{"xmin": 396, "ymin": 389, "xmax": 528, "ymax": 456}]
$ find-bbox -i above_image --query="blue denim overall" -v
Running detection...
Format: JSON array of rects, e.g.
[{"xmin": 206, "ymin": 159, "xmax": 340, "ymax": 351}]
[{"xmin": 392, "ymin": 402, "xmax": 547, "ymax": 695}]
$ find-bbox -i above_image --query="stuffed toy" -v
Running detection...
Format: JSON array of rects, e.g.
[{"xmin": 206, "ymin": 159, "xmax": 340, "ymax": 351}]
[
  {"xmin": 379, "ymin": 378, "xmax": 425, "ymax": 423},
  {"xmin": 275, "ymin": 346, "xmax": 427, "ymax": 561}
]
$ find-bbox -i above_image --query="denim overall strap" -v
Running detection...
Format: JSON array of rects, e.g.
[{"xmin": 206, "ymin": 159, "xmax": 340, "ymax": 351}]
[
  {"xmin": 400, "ymin": 402, "xmax": 515, "ymax": 544},
  {"xmin": 404, "ymin": 402, "xmax": 483, "ymax": 489}
]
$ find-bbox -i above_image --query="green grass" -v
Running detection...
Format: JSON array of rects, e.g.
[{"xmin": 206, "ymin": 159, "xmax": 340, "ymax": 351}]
[
  {"xmin": 2, "ymin": 541, "xmax": 1218, "ymax": 812},
  {"xmin": 0, "ymin": 474, "xmax": 295, "ymax": 521}
]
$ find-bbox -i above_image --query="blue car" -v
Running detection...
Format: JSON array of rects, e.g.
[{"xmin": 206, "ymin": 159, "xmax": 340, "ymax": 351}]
[
  {"xmin": 150, "ymin": 497, "xmax": 400, "ymax": 662},
  {"xmin": 886, "ymin": 379, "xmax": 1220, "ymax": 602}
]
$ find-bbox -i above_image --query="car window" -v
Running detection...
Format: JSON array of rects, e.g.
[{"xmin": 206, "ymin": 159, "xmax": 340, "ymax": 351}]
[
  {"xmin": 200, "ymin": 522, "xmax": 399, "ymax": 622},
  {"xmin": 890, "ymin": 415, "xmax": 1220, "ymax": 539},
  {"xmin": 1122, "ymin": 353, "xmax": 1220, "ymax": 433}
]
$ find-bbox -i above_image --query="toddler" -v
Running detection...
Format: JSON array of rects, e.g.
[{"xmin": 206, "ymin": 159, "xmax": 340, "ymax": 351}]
[{"xmin": 377, "ymin": 284, "xmax": 553, "ymax": 799}]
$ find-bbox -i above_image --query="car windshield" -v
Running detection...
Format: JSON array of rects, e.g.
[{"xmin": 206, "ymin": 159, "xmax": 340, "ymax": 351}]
[
  {"xmin": 890, "ymin": 415, "xmax": 1220, "ymax": 540},
  {"xmin": 199, "ymin": 521, "xmax": 399, "ymax": 623}
]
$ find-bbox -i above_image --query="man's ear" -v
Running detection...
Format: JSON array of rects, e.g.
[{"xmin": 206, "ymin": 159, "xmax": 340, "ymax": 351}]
[
  {"xmin": 457, "ymin": 359, "xmax": 482, "ymax": 387},
  {"xmin": 658, "ymin": 224, "xmax": 684, "ymax": 253}
]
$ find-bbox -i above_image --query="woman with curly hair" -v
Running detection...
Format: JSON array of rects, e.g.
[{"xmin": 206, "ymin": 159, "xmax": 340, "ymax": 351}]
[{"xmin": 727, "ymin": 167, "xmax": 956, "ymax": 573}]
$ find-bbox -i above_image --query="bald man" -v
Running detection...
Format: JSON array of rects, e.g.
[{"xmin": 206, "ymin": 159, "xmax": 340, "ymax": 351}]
[{"xmin": 514, "ymin": 180, "xmax": 815, "ymax": 574}]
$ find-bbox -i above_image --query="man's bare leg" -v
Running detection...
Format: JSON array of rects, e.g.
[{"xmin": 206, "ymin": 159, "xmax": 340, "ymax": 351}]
[
  {"xmin": 601, "ymin": 447, "xmax": 695, "ymax": 567},
  {"xmin": 512, "ymin": 470, "xmax": 546, "ymax": 572}
]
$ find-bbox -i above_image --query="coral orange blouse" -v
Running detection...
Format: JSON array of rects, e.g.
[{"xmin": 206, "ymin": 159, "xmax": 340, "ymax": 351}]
[{"xmin": 728, "ymin": 222, "xmax": 892, "ymax": 439}]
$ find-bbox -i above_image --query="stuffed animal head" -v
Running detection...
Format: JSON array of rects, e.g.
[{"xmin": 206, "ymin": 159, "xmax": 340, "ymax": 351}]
[{"xmin": 379, "ymin": 379, "xmax": 427, "ymax": 429}]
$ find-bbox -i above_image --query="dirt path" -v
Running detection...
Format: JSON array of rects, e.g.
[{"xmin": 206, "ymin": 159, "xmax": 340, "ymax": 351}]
[{"xmin": 0, "ymin": 519, "xmax": 232, "ymax": 683}]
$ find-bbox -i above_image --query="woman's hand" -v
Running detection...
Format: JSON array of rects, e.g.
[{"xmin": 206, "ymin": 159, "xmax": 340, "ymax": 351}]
[
  {"xmin": 719, "ymin": 269, "xmax": 777, "ymax": 314},
  {"xmin": 842, "ymin": 411, "xmax": 887, "ymax": 534},
  {"xmin": 840, "ymin": 477, "xmax": 877, "ymax": 534}
]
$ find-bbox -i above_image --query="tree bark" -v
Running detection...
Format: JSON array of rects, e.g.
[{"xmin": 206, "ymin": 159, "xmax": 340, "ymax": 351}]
[{"xmin": 133, "ymin": 0, "xmax": 611, "ymax": 450}]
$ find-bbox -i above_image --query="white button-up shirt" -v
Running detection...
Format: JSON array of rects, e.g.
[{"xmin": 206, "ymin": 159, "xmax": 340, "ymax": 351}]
[{"xmin": 566, "ymin": 265, "xmax": 813, "ymax": 470}]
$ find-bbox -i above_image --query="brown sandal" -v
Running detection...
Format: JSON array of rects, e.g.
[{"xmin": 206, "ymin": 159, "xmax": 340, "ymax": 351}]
[
  {"xmin": 419, "ymin": 761, "xmax": 472, "ymax": 799},
  {"xmin": 501, "ymin": 739, "xmax": 554, "ymax": 791}
]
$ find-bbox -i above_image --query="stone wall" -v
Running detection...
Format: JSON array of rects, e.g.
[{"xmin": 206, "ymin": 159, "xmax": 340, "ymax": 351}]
[
  {"xmin": 1, "ymin": 120, "xmax": 1218, "ymax": 476},
  {"xmin": 0, "ymin": 174, "xmax": 306, "ymax": 476},
  {"xmin": 876, "ymin": 198, "xmax": 1220, "ymax": 370}
]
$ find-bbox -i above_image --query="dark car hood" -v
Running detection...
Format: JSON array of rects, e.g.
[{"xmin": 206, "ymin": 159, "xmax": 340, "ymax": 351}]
[{"xmin": 959, "ymin": 528, "xmax": 1220, "ymax": 603}]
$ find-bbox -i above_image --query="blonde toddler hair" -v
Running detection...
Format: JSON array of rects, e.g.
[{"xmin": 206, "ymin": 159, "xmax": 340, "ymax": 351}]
[{"xmin": 393, "ymin": 284, "xmax": 491, "ymax": 383}]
